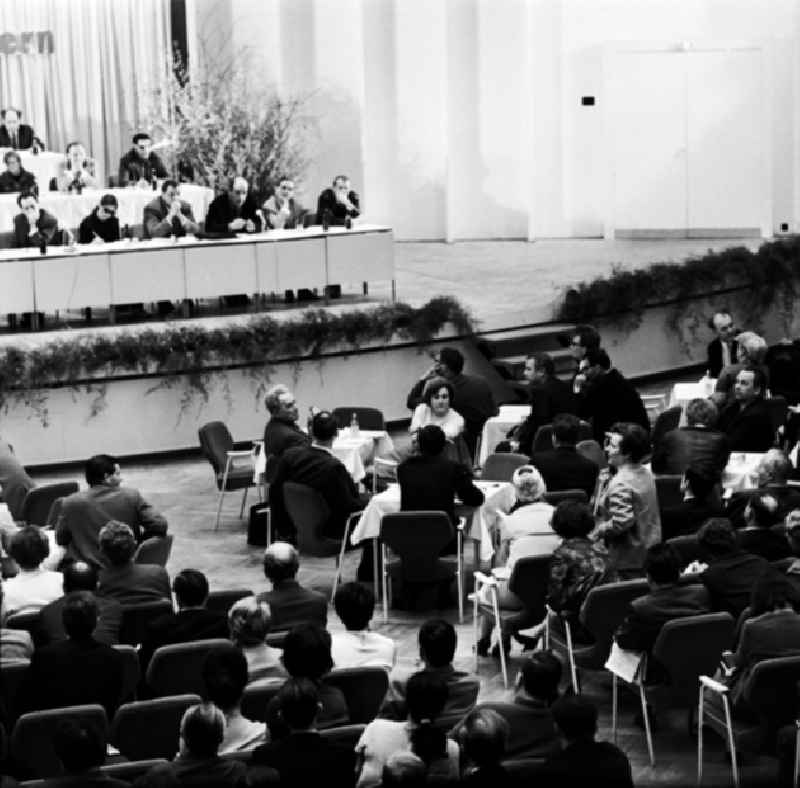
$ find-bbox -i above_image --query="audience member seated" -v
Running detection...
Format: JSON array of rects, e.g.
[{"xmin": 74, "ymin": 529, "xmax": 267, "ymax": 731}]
[
  {"xmin": 409, "ymin": 376, "xmax": 465, "ymax": 442},
  {"xmin": 13, "ymin": 189, "xmax": 64, "ymax": 248},
  {"xmin": 0, "ymin": 108, "xmax": 42, "ymax": 150},
  {"xmin": 453, "ymin": 707, "xmax": 512, "ymax": 788},
  {"xmin": 0, "ymin": 150, "xmax": 37, "ymax": 194},
  {"xmin": 660, "ymin": 463, "xmax": 725, "ymax": 540},
  {"xmin": 651, "ymin": 398, "xmax": 730, "ymax": 476},
  {"xmin": 331, "ymin": 581, "xmax": 396, "ymax": 670},
  {"xmin": 227, "ymin": 597, "xmax": 287, "ymax": 682},
  {"xmin": 48, "ymin": 718, "xmax": 130, "ymax": 787},
  {"xmin": 717, "ymin": 365, "xmax": 775, "ymax": 452},
  {"xmin": 96, "ymin": 521, "xmax": 171, "ymax": 604},
  {"xmin": 398, "ymin": 425, "xmax": 484, "ymax": 555},
  {"xmin": 55, "ymin": 141, "xmax": 98, "ymax": 192},
  {"xmin": 776, "ymin": 509, "xmax": 800, "ymax": 596},
  {"xmin": 39, "ymin": 560, "xmax": 122, "ymax": 646},
  {"xmin": 118, "ymin": 132, "xmax": 168, "ymax": 187},
  {"xmin": 203, "ymin": 644, "xmax": 267, "ymax": 754},
  {"xmin": 537, "ymin": 695, "xmax": 633, "ymax": 787},
  {"xmin": 265, "ymin": 623, "xmax": 349, "ymax": 739},
  {"xmin": 530, "ymin": 412, "xmax": 599, "ymax": 498},
  {"xmin": 269, "ymin": 411, "xmax": 369, "ymax": 543},
  {"xmin": 139, "ymin": 568, "xmax": 227, "ymax": 673},
  {"xmin": 1, "ymin": 526, "xmax": 62, "ymax": 622},
  {"xmin": 168, "ymin": 702, "xmax": 248, "ymax": 787},
  {"xmin": 594, "ymin": 422, "xmax": 661, "ymax": 577},
  {"xmin": 507, "ymin": 650, "xmax": 562, "ymax": 757},
  {"xmin": 379, "ymin": 619, "xmax": 479, "ymax": 721},
  {"xmin": 262, "ymin": 384, "xmax": 310, "ymax": 474},
  {"xmin": 707, "ymin": 310, "xmax": 739, "ymax": 378},
  {"xmin": 357, "ymin": 671, "xmax": 460, "ymax": 787},
  {"xmin": 406, "ymin": 347, "xmax": 498, "ymax": 459},
  {"xmin": 547, "ymin": 501, "xmax": 618, "ymax": 641},
  {"xmin": 698, "ymin": 518, "xmax": 769, "ymax": 618},
  {"xmin": 0, "ymin": 436, "xmax": 35, "ymax": 522},
  {"xmin": 380, "ymin": 752, "xmax": 427, "ymax": 788},
  {"xmin": 317, "ymin": 174, "xmax": 360, "ymax": 224},
  {"xmin": 511, "ymin": 354, "xmax": 578, "ymax": 457},
  {"xmin": 256, "ymin": 541, "xmax": 327, "ymax": 630},
  {"xmin": 21, "ymin": 591, "xmax": 124, "ymax": 718},
  {"xmin": 205, "ymin": 176, "xmax": 262, "ymax": 234},
  {"xmin": 735, "ymin": 492, "xmax": 791, "ymax": 561},
  {"xmin": 78, "ymin": 194, "xmax": 121, "ymax": 244},
  {"xmin": 249, "ymin": 677, "xmax": 355, "ymax": 788},
  {"xmin": 56, "ymin": 454, "xmax": 168, "ymax": 569},
  {"xmin": 477, "ymin": 467, "xmax": 556, "ymax": 657},
  {"xmin": 713, "ymin": 331, "xmax": 769, "ymax": 409},
  {"xmin": 576, "ymin": 349, "xmax": 650, "ymax": 444},
  {"xmin": 614, "ymin": 544, "xmax": 710, "ymax": 673},
  {"xmin": 263, "ymin": 177, "xmax": 306, "ymax": 229},
  {"xmin": 143, "ymin": 179, "xmax": 200, "ymax": 239}
]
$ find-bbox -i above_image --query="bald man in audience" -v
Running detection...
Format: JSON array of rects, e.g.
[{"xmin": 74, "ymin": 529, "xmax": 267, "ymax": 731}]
[
  {"xmin": 0, "ymin": 108, "xmax": 42, "ymax": 150},
  {"xmin": 262, "ymin": 384, "xmax": 310, "ymax": 475},
  {"xmin": 205, "ymin": 176, "xmax": 262, "ymax": 234}
]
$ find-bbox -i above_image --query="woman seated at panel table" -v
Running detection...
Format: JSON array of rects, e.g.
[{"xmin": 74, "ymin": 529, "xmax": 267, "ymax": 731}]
[
  {"xmin": 409, "ymin": 376, "xmax": 470, "ymax": 465},
  {"xmin": 53, "ymin": 142, "xmax": 97, "ymax": 193}
]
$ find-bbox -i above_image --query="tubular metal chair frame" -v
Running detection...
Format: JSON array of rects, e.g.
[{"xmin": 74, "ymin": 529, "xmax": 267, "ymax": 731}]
[
  {"xmin": 610, "ymin": 652, "xmax": 655, "ymax": 768},
  {"xmin": 214, "ymin": 447, "xmax": 258, "ymax": 531},
  {"xmin": 472, "ymin": 568, "xmax": 511, "ymax": 688}
]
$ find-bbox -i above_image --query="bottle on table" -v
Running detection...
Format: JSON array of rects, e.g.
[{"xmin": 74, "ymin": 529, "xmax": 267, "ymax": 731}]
[{"xmin": 350, "ymin": 412, "xmax": 360, "ymax": 438}]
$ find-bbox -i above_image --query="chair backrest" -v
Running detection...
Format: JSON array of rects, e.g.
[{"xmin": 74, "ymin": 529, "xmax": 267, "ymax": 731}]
[
  {"xmin": 282, "ymin": 481, "xmax": 341, "ymax": 556},
  {"xmin": 482, "ymin": 452, "xmax": 530, "ymax": 482},
  {"xmin": 580, "ymin": 579, "xmax": 650, "ymax": 653},
  {"xmin": 318, "ymin": 722, "xmax": 367, "ymax": 751},
  {"xmin": 240, "ymin": 678, "xmax": 285, "ymax": 723},
  {"xmin": 575, "ymin": 439, "xmax": 606, "ymax": 470},
  {"xmin": 542, "ymin": 489, "xmax": 588, "ymax": 506},
  {"xmin": 198, "ymin": 421, "xmax": 235, "ymax": 476},
  {"xmin": 666, "ymin": 535, "xmax": 709, "ymax": 570},
  {"xmin": 11, "ymin": 704, "xmax": 108, "ymax": 779},
  {"xmin": 206, "ymin": 588, "xmax": 255, "ymax": 615},
  {"xmin": 652, "ymin": 406, "xmax": 682, "ymax": 447},
  {"xmin": 100, "ymin": 759, "xmax": 170, "ymax": 782},
  {"xmin": 20, "ymin": 482, "xmax": 79, "ymax": 526},
  {"xmin": 2, "ymin": 661, "xmax": 29, "ymax": 725},
  {"xmin": 324, "ymin": 667, "xmax": 389, "ymax": 724},
  {"xmin": 500, "ymin": 758, "xmax": 547, "ymax": 780},
  {"xmin": 113, "ymin": 644, "xmax": 141, "ymax": 705},
  {"xmin": 652, "ymin": 612, "xmax": 735, "ymax": 704},
  {"xmin": 380, "ymin": 512, "xmax": 455, "ymax": 583},
  {"xmin": 119, "ymin": 599, "xmax": 174, "ymax": 646},
  {"xmin": 4, "ymin": 610, "xmax": 41, "ymax": 639},
  {"xmin": 110, "ymin": 694, "xmax": 201, "ymax": 760},
  {"xmin": 532, "ymin": 425, "xmax": 554, "ymax": 455},
  {"xmin": 331, "ymin": 407, "xmax": 386, "ymax": 431},
  {"xmin": 655, "ymin": 474, "xmax": 684, "ymax": 511},
  {"xmin": 508, "ymin": 555, "xmax": 552, "ymax": 621},
  {"xmin": 146, "ymin": 638, "xmax": 231, "ymax": 697},
  {"xmin": 744, "ymin": 654, "xmax": 800, "ymax": 730},
  {"xmin": 766, "ymin": 396, "xmax": 789, "ymax": 436},
  {"xmin": 133, "ymin": 535, "xmax": 174, "ymax": 567}
]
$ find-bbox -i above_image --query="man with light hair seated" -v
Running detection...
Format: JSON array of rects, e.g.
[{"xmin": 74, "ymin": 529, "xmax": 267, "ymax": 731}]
[
  {"xmin": 262, "ymin": 383, "xmax": 309, "ymax": 473},
  {"xmin": 713, "ymin": 330, "xmax": 769, "ymax": 408},
  {"xmin": 227, "ymin": 596, "xmax": 287, "ymax": 681}
]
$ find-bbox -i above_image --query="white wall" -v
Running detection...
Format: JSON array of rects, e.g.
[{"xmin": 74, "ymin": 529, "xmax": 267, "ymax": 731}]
[{"xmin": 187, "ymin": 0, "xmax": 800, "ymax": 240}]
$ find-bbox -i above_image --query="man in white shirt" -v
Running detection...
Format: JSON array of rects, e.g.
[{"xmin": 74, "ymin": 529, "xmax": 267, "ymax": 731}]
[{"xmin": 331, "ymin": 582, "xmax": 395, "ymax": 671}]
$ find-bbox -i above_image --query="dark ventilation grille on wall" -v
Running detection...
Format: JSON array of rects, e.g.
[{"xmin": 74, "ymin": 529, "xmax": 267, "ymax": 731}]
[{"xmin": 581, "ymin": 96, "xmax": 595, "ymax": 106}]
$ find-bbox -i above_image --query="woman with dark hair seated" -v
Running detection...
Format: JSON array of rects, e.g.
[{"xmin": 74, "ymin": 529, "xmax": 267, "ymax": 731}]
[{"xmin": 410, "ymin": 376, "xmax": 464, "ymax": 442}]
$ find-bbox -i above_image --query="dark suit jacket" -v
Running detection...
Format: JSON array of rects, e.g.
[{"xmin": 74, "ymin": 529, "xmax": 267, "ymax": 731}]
[
  {"xmin": 97, "ymin": 563, "xmax": 171, "ymax": 605},
  {"xmin": 651, "ymin": 425, "xmax": 730, "ymax": 476},
  {"xmin": 269, "ymin": 445, "xmax": 365, "ymax": 539},
  {"xmin": 736, "ymin": 528, "xmax": 792, "ymax": 562},
  {"xmin": 397, "ymin": 453, "xmax": 484, "ymax": 525},
  {"xmin": 516, "ymin": 377, "xmax": 578, "ymax": 455},
  {"xmin": 0, "ymin": 167, "xmax": 37, "ymax": 194},
  {"xmin": 39, "ymin": 593, "xmax": 122, "ymax": 646},
  {"xmin": 205, "ymin": 192, "xmax": 263, "ymax": 233},
  {"xmin": 701, "ymin": 551, "xmax": 769, "ymax": 617},
  {"xmin": 117, "ymin": 149, "xmax": 168, "ymax": 186},
  {"xmin": 615, "ymin": 583, "xmax": 711, "ymax": 653},
  {"xmin": 538, "ymin": 739, "xmax": 633, "ymax": 788},
  {"xmin": 262, "ymin": 416, "xmax": 310, "ymax": 474},
  {"xmin": 13, "ymin": 208, "xmax": 60, "ymax": 248},
  {"xmin": 142, "ymin": 195, "xmax": 198, "ymax": 238},
  {"xmin": 717, "ymin": 398, "xmax": 775, "ymax": 452},
  {"xmin": 249, "ymin": 731, "xmax": 355, "ymax": 788},
  {"xmin": 316, "ymin": 188, "xmax": 360, "ymax": 222},
  {"xmin": 0, "ymin": 123, "xmax": 37, "ymax": 150},
  {"xmin": 707, "ymin": 337, "xmax": 739, "ymax": 378},
  {"xmin": 531, "ymin": 446, "xmax": 599, "ymax": 498},
  {"xmin": 21, "ymin": 636, "xmax": 125, "ymax": 718},
  {"xmin": 579, "ymin": 368, "xmax": 650, "ymax": 443},
  {"xmin": 255, "ymin": 579, "xmax": 327, "ymax": 631}
]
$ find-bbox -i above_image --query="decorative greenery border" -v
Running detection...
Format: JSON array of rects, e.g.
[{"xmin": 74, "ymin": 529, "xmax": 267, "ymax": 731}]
[{"xmin": 0, "ymin": 296, "xmax": 474, "ymax": 426}]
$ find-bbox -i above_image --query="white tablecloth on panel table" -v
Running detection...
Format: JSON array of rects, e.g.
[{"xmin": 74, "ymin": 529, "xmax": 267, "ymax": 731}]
[{"xmin": 478, "ymin": 405, "xmax": 531, "ymax": 465}]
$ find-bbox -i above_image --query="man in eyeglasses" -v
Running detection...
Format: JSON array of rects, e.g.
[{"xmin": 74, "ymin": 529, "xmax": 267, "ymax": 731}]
[
  {"xmin": 118, "ymin": 132, "xmax": 168, "ymax": 188},
  {"xmin": 205, "ymin": 175, "xmax": 262, "ymax": 234},
  {"xmin": 78, "ymin": 194, "xmax": 121, "ymax": 244},
  {"xmin": 262, "ymin": 177, "xmax": 306, "ymax": 229}
]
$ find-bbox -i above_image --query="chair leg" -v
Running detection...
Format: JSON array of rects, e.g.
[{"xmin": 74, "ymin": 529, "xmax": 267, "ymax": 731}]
[
  {"xmin": 544, "ymin": 611, "xmax": 550, "ymax": 650},
  {"xmin": 473, "ymin": 579, "xmax": 480, "ymax": 673},
  {"xmin": 612, "ymin": 674, "xmax": 618, "ymax": 744},
  {"xmin": 639, "ymin": 682, "xmax": 655, "ymax": 767},
  {"xmin": 563, "ymin": 620, "xmax": 579, "ymax": 694},
  {"xmin": 382, "ymin": 544, "xmax": 389, "ymax": 623},
  {"xmin": 331, "ymin": 519, "xmax": 352, "ymax": 605},
  {"xmin": 491, "ymin": 586, "xmax": 508, "ymax": 689},
  {"xmin": 265, "ymin": 508, "xmax": 272, "ymax": 546},
  {"xmin": 722, "ymin": 695, "xmax": 739, "ymax": 788},
  {"xmin": 216, "ymin": 459, "xmax": 232, "ymax": 531},
  {"xmin": 457, "ymin": 528, "xmax": 464, "ymax": 624},
  {"xmin": 215, "ymin": 489, "xmax": 226, "ymax": 531},
  {"xmin": 793, "ymin": 720, "xmax": 800, "ymax": 788},
  {"xmin": 372, "ymin": 539, "xmax": 380, "ymax": 602},
  {"xmin": 240, "ymin": 486, "xmax": 248, "ymax": 518},
  {"xmin": 697, "ymin": 684, "xmax": 704, "ymax": 785}
]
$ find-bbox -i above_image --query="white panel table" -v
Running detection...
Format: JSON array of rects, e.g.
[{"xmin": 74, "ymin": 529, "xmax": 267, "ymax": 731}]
[
  {"xmin": 273, "ymin": 236, "xmax": 327, "ymax": 292},
  {"xmin": 326, "ymin": 227, "xmax": 394, "ymax": 285},
  {"xmin": 0, "ymin": 254, "xmax": 35, "ymax": 312},
  {"xmin": 185, "ymin": 239, "xmax": 257, "ymax": 299},
  {"xmin": 109, "ymin": 244, "xmax": 186, "ymax": 303},
  {"xmin": 33, "ymin": 252, "xmax": 111, "ymax": 311}
]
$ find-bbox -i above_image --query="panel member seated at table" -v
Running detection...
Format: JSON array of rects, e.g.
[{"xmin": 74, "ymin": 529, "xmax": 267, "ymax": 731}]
[
  {"xmin": 54, "ymin": 141, "xmax": 98, "ymax": 192},
  {"xmin": 0, "ymin": 108, "xmax": 43, "ymax": 150},
  {"xmin": 13, "ymin": 190, "xmax": 66, "ymax": 248},
  {"xmin": 143, "ymin": 179, "xmax": 199, "ymax": 239},
  {"xmin": 205, "ymin": 176, "xmax": 262, "ymax": 234},
  {"xmin": 316, "ymin": 174, "xmax": 360, "ymax": 225},
  {"xmin": 118, "ymin": 131, "xmax": 168, "ymax": 187},
  {"xmin": 0, "ymin": 150, "xmax": 37, "ymax": 194},
  {"xmin": 717, "ymin": 366, "xmax": 775, "ymax": 452},
  {"xmin": 78, "ymin": 193, "xmax": 121, "ymax": 244},
  {"xmin": 263, "ymin": 177, "xmax": 306, "ymax": 229}
]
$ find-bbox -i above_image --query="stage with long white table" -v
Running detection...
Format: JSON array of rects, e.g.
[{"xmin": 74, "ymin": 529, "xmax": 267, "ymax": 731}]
[{"xmin": 0, "ymin": 224, "xmax": 395, "ymax": 314}]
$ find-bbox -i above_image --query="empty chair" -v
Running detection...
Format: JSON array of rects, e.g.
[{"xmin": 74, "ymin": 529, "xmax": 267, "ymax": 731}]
[
  {"xmin": 575, "ymin": 439, "xmax": 607, "ymax": 470},
  {"xmin": 655, "ymin": 474, "xmax": 684, "ymax": 512},
  {"xmin": 542, "ymin": 489, "xmax": 588, "ymax": 506},
  {"xmin": 240, "ymin": 678, "xmax": 284, "ymax": 723},
  {"xmin": 119, "ymin": 599, "xmax": 173, "ymax": 647},
  {"xmin": 20, "ymin": 482, "xmax": 79, "ymax": 526},
  {"xmin": 145, "ymin": 638, "xmax": 231, "ymax": 697},
  {"xmin": 111, "ymin": 694, "xmax": 200, "ymax": 760},
  {"xmin": 198, "ymin": 421, "xmax": 259, "ymax": 530},
  {"xmin": 133, "ymin": 534, "xmax": 174, "ymax": 566},
  {"xmin": 206, "ymin": 588, "xmax": 254, "ymax": 615},
  {"xmin": 481, "ymin": 452, "xmax": 530, "ymax": 482},
  {"xmin": 324, "ymin": 667, "xmax": 389, "ymax": 724},
  {"xmin": 651, "ymin": 406, "xmax": 682, "ymax": 448},
  {"xmin": 331, "ymin": 407, "xmax": 386, "ymax": 431}
]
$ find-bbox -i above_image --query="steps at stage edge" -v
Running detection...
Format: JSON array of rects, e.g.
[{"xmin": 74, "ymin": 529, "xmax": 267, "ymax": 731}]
[{"xmin": 478, "ymin": 323, "xmax": 577, "ymax": 382}]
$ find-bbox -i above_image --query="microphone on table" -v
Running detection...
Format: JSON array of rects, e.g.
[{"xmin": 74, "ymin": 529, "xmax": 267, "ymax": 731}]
[{"xmin": 256, "ymin": 209, "xmax": 266, "ymax": 231}]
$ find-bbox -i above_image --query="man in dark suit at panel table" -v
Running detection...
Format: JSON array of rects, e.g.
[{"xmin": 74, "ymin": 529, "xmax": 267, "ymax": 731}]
[
  {"xmin": 531, "ymin": 413, "xmax": 599, "ymax": 499},
  {"xmin": 205, "ymin": 176, "xmax": 263, "ymax": 234},
  {"xmin": 142, "ymin": 179, "xmax": 199, "ymax": 239}
]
